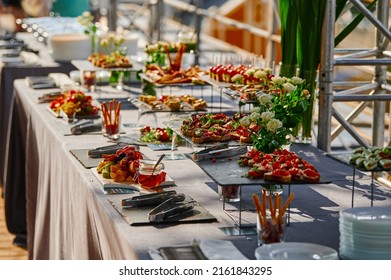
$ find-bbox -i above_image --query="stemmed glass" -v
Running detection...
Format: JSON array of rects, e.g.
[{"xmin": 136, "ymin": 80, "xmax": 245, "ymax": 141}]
[
  {"xmin": 164, "ymin": 114, "xmax": 187, "ymax": 160},
  {"xmin": 115, "ymin": 71, "xmax": 125, "ymax": 90},
  {"xmin": 165, "ymin": 129, "xmax": 187, "ymax": 160}
]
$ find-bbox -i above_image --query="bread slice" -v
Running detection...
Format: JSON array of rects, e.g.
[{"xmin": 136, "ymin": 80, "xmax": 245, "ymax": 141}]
[
  {"xmin": 192, "ymin": 136, "xmax": 211, "ymax": 144},
  {"xmin": 211, "ymin": 133, "xmax": 231, "ymax": 142},
  {"xmin": 300, "ymin": 169, "xmax": 320, "ymax": 183},
  {"xmin": 264, "ymin": 170, "xmax": 291, "ymax": 184},
  {"xmin": 239, "ymin": 135, "xmax": 252, "ymax": 143}
]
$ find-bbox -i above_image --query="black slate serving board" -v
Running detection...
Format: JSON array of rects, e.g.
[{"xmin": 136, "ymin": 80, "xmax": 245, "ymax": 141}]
[{"xmin": 108, "ymin": 195, "xmax": 217, "ymax": 226}]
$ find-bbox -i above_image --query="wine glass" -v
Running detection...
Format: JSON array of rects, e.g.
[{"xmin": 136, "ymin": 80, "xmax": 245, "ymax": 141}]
[
  {"xmin": 164, "ymin": 114, "xmax": 188, "ymax": 160},
  {"xmin": 165, "ymin": 130, "xmax": 187, "ymax": 160}
]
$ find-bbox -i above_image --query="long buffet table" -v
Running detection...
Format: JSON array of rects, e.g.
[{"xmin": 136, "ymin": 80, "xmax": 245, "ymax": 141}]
[{"xmin": 4, "ymin": 78, "xmax": 391, "ymax": 260}]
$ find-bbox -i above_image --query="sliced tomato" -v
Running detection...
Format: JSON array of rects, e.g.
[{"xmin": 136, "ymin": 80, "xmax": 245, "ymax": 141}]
[
  {"xmin": 271, "ymin": 161, "xmax": 281, "ymax": 170},
  {"xmin": 102, "ymin": 154, "xmax": 117, "ymax": 162},
  {"xmin": 271, "ymin": 169, "xmax": 290, "ymax": 177},
  {"xmin": 289, "ymin": 167, "xmax": 299, "ymax": 176},
  {"xmin": 247, "ymin": 168, "xmax": 263, "ymax": 178},
  {"xmin": 247, "ymin": 149, "xmax": 261, "ymax": 159},
  {"xmin": 283, "ymin": 160, "xmax": 293, "ymax": 168},
  {"xmin": 302, "ymin": 168, "xmax": 320, "ymax": 178}
]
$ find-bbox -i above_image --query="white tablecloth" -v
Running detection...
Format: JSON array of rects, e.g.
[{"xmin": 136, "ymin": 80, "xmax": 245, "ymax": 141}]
[{"xmin": 5, "ymin": 79, "xmax": 391, "ymax": 259}]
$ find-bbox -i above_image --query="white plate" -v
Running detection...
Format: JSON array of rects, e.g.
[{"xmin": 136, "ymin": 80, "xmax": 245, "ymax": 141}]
[
  {"xmin": 340, "ymin": 207, "xmax": 391, "ymax": 222},
  {"xmin": 255, "ymin": 242, "xmax": 339, "ymax": 260},
  {"xmin": 339, "ymin": 245, "xmax": 391, "ymax": 260}
]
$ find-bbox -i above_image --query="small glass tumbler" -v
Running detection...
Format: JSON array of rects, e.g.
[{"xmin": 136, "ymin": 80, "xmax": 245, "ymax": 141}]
[
  {"xmin": 81, "ymin": 70, "xmax": 96, "ymax": 92},
  {"xmin": 218, "ymin": 185, "xmax": 241, "ymax": 202},
  {"xmin": 135, "ymin": 159, "xmax": 166, "ymax": 188},
  {"xmin": 101, "ymin": 114, "xmax": 121, "ymax": 140},
  {"xmin": 256, "ymin": 212, "xmax": 287, "ymax": 246}
]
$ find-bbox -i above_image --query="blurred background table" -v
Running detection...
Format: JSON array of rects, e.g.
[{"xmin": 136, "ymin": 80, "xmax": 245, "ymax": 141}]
[{"xmin": 0, "ymin": 32, "xmax": 77, "ymax": 247}]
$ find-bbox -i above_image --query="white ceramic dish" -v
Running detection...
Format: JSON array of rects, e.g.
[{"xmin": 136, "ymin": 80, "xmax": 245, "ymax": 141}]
[{"xmin": 255, "ymin": 242, "xmax": 339, "ymax": 260}]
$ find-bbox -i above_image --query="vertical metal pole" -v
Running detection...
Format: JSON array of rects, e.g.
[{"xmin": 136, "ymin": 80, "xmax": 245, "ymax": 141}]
[
  {"xmin": 148, "ymin": 1, "xmax": 155, "ymax": 42},
  {"xmin": 149, "ymin": 0, "xmax": 160, "ymax": 42},
  {"xmin": 157, "ymin": 0, "xmax": 163, "ymax": 42},
  {"xmin": 108, "ymin": 0, "xmax": 117, "ymax": 31},
  {"xmin": 318, "ymin": 0, "xmax": 336, "ymax": 153},
  {"xmin": 194, "ymin": 0, "xmax": 203, "ymax": 65},
  {"xmin": 373, "ymin": 0, "xmax": 388, "ymax": 147}
]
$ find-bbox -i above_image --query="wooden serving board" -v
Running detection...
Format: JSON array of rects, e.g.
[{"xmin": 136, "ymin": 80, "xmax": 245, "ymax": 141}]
[{"xmin": 91, "ymin": 167, "xmax": 176, "ymax": 193}]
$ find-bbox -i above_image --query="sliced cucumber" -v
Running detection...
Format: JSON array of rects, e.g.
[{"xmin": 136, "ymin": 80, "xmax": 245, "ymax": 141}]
[{"xmin": 363, "ymin": 159, "xmax": 377, "ymax": 170}]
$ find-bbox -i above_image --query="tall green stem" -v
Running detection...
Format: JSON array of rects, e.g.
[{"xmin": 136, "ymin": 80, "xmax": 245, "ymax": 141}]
[
  {"xmin": 91, "ymin": 34, "xmax": 98, "ymax": 54},
  {"xmin": 278, "ymin": 0, "xmax": 298, "ymax": 78},
  {"xmin": 295, "ymin": 0, "xmax": 326, "ymax": 141},
  {"xmin": 300, "ymin": 69, "xmax": 317, "ymax": 139}
]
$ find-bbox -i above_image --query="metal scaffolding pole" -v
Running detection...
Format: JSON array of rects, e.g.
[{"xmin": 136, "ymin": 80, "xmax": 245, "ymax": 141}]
[
  {"xmin": 319, "ymin": 0, "xmax": 391, "ymax": 151},
  {"xmin": 194, "ymin": 0, "xmax": 203, "ymax": 66},
  {"xmin": 318, "ymin": 0, "xmax": 336, "ymax": 153},
  {"xmin": 372, "ymin": 0, "xmax": 389, "ymax": 147},
  {"xmin": 108, "ymin": 0, "xmax": 118, "ymax": 31}
]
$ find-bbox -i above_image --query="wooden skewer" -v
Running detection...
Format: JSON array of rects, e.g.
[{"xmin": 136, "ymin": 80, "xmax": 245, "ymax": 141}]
[
  {"xmin": 112, "ymin": 100, "xmax": 116, "ymax": 125},
  {"xmin": 252, "ymin": 194, "xmax": 265, "ymax": 227},
  {"xmin": 275, "ymin": 194, "xmax": 281, "ymax": 215},
  {"xmin": 280, "ymin": 192, "xmax": 295, "ymax": 217},
  {"xmin": 115, "ymin": 101, "xmax": 121, "ymax": 125},
  {"xmin": 268, "ymin": 193, "xmax": 275, "ymax": 219},
  {"xmin": 109, "ymin": 100, "xmax": 113, "ymax": 125},
  {"xmin": 275, "ymin": 194, "xmax": 283, "ymax": 224},
  {"xmin": 261, "ymin": 188, "xmax": 267, "ymax": 220},
  {"xmin": 101, "ymin": 102, "xmax": 109, "ymax": 126}
]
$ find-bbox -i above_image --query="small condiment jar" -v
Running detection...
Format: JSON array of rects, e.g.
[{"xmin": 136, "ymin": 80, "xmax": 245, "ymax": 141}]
[{"xmin": 136, "ymin": 159, "xmax": 166, "ymax": 188}]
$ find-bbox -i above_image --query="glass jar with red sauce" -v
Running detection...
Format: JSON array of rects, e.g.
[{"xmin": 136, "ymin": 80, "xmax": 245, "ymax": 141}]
[{"xmin": 136, "ymin": 160, "xmax": 166, "ymax": 188}]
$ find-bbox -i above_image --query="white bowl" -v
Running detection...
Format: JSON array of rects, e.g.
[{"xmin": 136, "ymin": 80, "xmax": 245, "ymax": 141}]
[{"xmin": 49, "ymin": 33, "xmax": 91, "ymax": 62}]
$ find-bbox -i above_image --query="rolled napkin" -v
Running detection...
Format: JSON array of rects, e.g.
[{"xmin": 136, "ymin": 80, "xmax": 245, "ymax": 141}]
[
  {"xmin": 20, "ymin": 51, "xmax": 40, "ymax": 65},
  {"xmin": 48, "ymin": 73, "xmax": 76, "ymax": 88}
]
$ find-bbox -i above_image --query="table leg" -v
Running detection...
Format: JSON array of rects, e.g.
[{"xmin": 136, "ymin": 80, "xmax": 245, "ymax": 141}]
[
  {"xmin": 371, "ymin": 172, "xmax": 374, "ymax": 207},
  {"xmin": 352, "ymin": 167, "xmax": 356, "ymax": 208},
  {"xmin": 287, "ymin": 184, "xmax": 291, "ymax": 226}
]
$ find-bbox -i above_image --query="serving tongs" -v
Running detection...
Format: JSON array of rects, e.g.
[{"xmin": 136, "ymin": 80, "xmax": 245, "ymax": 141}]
[
  {"xmin": 87, "ymin": 143, "xmax": 130, "ymax": 158},
  {"xmin": 193, "ymin": 145, "xmax": 248, "ymax": 161},
  {"xmin": 148, "ymin": 193, "xmax": 195, "ymax": 222},
  {"xmin": 121, "ymin": 190, "xmax": 177, "ymax": 208},
  {"xmin": 37, "ymin": 91, "xmax": 62, "ymax": 103}
]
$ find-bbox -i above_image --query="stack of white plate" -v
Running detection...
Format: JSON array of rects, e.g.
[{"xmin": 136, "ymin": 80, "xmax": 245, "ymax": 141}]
[{"xmin": 339, "ymin": 207, "xmax": 391, "ymax": 260}]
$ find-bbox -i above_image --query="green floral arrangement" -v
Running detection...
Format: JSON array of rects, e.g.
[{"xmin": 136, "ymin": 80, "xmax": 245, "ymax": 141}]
[
  {"xmin": 145, "ymin": 41, "xmax": 180, "ymax": 54},
  {"xmin": 249, "ymin": 75, "xmax": 310, "ymax": 153},
  {"xmin": 77, "ymin": 11, "xmax": 99, "ymax": 54},
  {"xmin": 100, "ymin": 34, "xmax": 127, "ymax": 56},
  {"xmin": 145, "ymin": 40, "xmax": 195, "ymax": 66}
]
